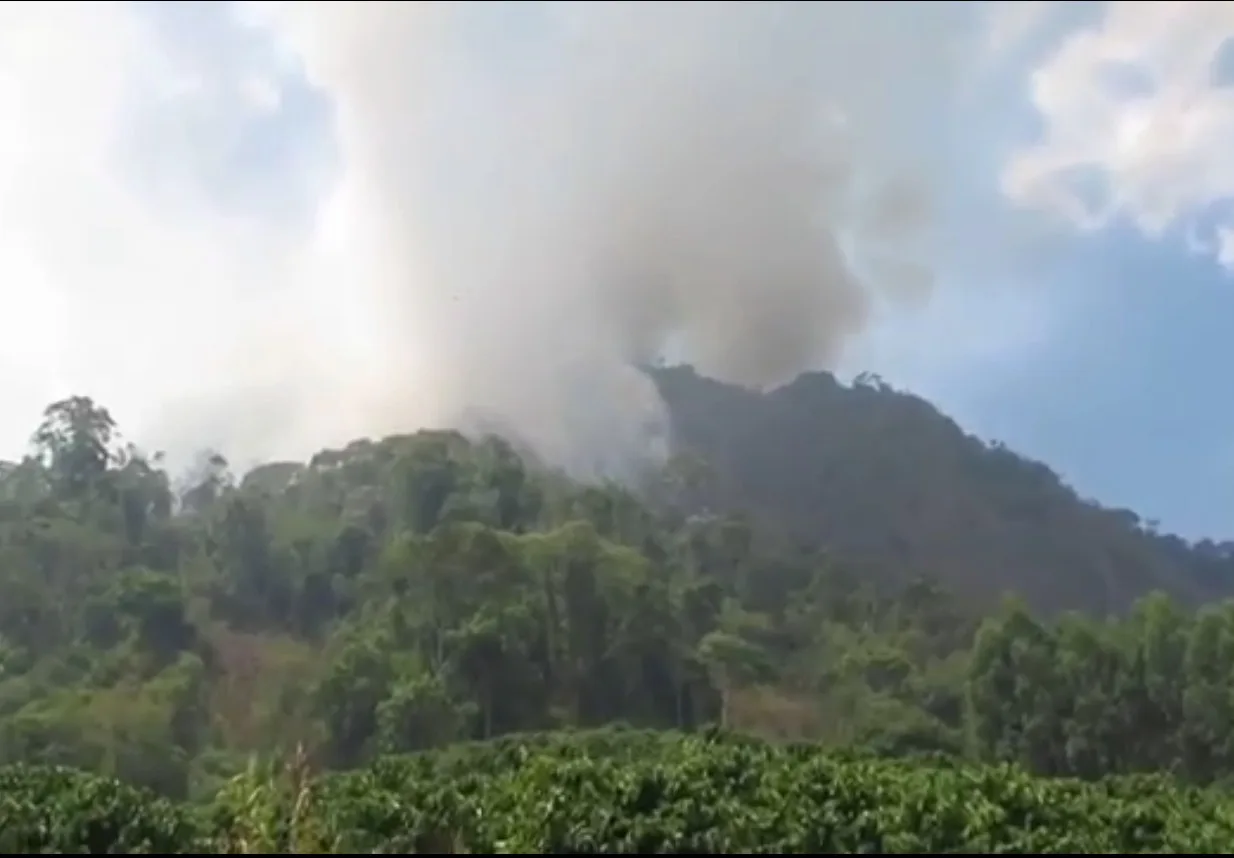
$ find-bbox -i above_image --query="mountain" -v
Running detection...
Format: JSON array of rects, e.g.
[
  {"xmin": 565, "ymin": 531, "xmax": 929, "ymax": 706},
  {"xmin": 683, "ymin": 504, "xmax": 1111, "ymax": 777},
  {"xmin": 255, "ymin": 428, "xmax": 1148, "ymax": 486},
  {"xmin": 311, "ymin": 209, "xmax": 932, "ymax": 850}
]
[
  {"xmin": 6, "ymin": 386, "xmax": 1234, "ymax": 797},
  {"xmin": 650, "ymin": 364, "xmax": 1234, "ymax": 615}
]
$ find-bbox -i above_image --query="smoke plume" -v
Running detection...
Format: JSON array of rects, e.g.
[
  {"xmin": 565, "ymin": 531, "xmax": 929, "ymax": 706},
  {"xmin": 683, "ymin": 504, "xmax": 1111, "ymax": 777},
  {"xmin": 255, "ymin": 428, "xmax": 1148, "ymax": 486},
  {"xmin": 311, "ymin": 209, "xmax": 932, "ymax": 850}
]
[{"xmin": 0, "ymin": 2, "xmax": 982, "ymax": 478}]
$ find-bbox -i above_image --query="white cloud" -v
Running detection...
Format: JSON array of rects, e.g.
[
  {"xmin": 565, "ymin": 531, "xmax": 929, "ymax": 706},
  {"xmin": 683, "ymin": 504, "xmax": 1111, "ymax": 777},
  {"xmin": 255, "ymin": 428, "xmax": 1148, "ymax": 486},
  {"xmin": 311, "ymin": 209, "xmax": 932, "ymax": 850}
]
[
  {"xmin": 980, "ymin": 1, "xmax": 1057, "ymax": 64},
  {"xmin": 0, "ymin": 2, "xmax": 390, "ymax": 467},
  {"xmin": 1004, "ymin": 1, "xmax": 1234, "ymax": 267},
  {"xmin": 239, "ymin": 75, "xmax": 282, "ymax": 113}
]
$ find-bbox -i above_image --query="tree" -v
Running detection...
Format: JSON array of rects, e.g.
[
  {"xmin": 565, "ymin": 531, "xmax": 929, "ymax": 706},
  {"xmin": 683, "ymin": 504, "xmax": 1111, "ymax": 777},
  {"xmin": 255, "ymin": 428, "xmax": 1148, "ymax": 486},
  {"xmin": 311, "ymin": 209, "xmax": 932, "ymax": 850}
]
[{"xmin": 32, "ymin": 396, "xmax": 118, "ymax": 499}]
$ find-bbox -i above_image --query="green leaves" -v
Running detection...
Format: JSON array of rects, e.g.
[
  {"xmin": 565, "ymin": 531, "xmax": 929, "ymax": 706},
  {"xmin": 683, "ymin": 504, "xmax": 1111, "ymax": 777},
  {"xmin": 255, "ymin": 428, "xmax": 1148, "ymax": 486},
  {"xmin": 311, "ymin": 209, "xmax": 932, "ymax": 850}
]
[
  {"xmin": 308, "ymin": 732, "xmax": 1234, "ymax": 853},
  {"xmin": 7, "ymin": 730, "xmax": 1234, "ymax": 853},
  {"xmin": 0, "ymin": 764, "xmax": 199, "ymax": 853}
]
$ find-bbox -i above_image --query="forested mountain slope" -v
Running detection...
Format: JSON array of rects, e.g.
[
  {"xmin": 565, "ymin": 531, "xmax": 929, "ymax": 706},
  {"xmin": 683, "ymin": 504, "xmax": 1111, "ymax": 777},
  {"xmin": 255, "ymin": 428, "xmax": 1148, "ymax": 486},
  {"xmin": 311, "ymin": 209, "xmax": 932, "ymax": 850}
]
[
  {"xmin": 652, "ymin": 365, "xmax": 1233, "ymax": 613},
  {"xmin": 3, "ymin": 385, "xmax": 1234, "ymax": 802}
]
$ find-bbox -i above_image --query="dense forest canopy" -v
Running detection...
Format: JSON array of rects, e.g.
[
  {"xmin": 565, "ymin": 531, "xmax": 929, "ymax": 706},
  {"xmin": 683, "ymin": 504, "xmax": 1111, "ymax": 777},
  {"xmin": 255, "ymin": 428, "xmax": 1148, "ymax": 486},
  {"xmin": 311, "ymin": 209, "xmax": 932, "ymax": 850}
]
[
  {"xmin": 2, "ymin": 367, "xmax": 1234, "ymax": 805},
  {"xmin": 652, "ymin": 365, "xmax": 1234, "ymax": 613}
]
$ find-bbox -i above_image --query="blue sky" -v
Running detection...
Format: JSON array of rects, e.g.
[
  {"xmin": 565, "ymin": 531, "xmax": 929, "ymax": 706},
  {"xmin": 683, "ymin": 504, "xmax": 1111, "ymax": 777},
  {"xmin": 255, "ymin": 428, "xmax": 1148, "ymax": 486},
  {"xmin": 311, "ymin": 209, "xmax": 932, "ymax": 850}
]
[
  {"xmin": 1, "ymin": 1, "xmax": 1233, "ymax": 539},
  {"xmin": 881, "ymin": 196, "xmax": 1234, "ymax": 541},
  {"xmin": 835, "ymin": 0, "xmax": 1234, "ymax": 540}
]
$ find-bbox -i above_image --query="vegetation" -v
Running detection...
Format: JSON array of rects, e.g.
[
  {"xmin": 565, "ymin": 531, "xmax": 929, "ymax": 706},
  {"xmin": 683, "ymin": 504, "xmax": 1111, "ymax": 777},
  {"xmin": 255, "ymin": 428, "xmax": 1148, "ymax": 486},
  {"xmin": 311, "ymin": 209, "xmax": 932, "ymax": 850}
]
[
  {"xmin": 653, "ymin": 365, "xmax": 1234, "ymax": 613},
  {"xmin": 4, "ymin": 367, "xmax": 1234, "ymax": 851},
  {"xmin": 8, "ymin": 728, "xmax": 1234, "ymax": 853}
]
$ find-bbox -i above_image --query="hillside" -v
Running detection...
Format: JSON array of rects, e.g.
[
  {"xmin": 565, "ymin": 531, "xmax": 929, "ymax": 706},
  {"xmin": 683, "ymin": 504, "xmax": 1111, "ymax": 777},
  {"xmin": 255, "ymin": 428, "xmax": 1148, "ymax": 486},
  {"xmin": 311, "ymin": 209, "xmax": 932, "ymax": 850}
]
[
  {"xmin": 3, "ymin": 385, "xmax": 1234, "ymax": 803},
  {"xmin": 651, "ymin": 365, "xmax": 1233, "ymax": 614}
]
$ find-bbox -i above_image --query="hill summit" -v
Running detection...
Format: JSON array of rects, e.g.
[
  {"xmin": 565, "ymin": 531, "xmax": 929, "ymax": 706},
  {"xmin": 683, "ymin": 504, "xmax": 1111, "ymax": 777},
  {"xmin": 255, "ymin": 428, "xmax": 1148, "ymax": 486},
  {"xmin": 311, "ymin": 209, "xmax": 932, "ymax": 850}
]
[{"xmin": 650, "ymin": 364, "xmax": 1233, "ymax": 614}]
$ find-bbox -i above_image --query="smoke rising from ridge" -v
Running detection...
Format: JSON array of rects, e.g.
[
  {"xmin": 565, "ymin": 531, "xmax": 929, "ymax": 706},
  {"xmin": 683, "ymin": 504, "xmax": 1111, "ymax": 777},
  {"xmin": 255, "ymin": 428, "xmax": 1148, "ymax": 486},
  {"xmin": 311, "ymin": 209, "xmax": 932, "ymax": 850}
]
[
  {"xmin": 0, "ymin": 2, "xmax": 984, "ymax": 478},
  {"xmin": 235, "ymin": 1, "xmax": 974, "ymax": 477}
]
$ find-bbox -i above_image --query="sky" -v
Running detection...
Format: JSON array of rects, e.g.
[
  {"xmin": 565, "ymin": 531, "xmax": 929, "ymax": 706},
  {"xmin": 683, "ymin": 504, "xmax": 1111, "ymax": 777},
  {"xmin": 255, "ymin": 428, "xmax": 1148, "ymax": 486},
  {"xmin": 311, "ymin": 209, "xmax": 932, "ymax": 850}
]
[{"xmin": 2, "ymin": 1, "xmax": 1234, "ymax": 539}]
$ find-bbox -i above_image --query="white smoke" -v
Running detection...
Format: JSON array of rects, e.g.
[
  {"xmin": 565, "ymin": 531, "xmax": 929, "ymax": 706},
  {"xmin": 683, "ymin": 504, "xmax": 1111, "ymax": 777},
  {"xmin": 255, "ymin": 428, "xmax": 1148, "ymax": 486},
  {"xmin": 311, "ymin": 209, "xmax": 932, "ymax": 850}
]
[{"xmin": 0, "ymin": 1, "xmax": 985, "ymax": 478}]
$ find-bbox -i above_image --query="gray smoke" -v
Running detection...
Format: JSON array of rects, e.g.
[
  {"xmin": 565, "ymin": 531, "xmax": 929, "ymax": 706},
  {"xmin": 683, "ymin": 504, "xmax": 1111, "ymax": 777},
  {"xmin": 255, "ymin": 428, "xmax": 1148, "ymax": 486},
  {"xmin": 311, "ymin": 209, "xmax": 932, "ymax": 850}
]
[{"xmin": 183, "ymin": 1, "xmax": 977, "ymax": 477}]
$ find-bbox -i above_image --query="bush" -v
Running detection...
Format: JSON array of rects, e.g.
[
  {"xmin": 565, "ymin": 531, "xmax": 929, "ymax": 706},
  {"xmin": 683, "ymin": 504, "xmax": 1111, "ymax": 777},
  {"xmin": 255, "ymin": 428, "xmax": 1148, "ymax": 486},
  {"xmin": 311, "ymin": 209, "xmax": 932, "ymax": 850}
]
[
  {"xmin": 0, "ymin": 764, "xmax": 200, "ymax": 853},
  {"xmin": 5, "ymin": 729, "xmax": 1234, "ymax": 853}
]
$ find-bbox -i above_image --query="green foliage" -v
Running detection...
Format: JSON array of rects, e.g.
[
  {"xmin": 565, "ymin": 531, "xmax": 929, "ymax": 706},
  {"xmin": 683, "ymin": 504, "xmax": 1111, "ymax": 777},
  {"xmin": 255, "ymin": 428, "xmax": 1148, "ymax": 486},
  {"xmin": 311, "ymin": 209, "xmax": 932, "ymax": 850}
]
[
  {"xmin": 0, "ymin": 764, "xmax": 198, "ymax": 853},
  {"xmin": 651, "ymin": 365, "xmax": 1234, "ymax": 614},
  {"xmin": 5, "ymin": 731, "xmax": 1234, "ymax": 853},
  {"xmin": 7, "ymin": 376, "xmax": 1234, "ymax": 847}
]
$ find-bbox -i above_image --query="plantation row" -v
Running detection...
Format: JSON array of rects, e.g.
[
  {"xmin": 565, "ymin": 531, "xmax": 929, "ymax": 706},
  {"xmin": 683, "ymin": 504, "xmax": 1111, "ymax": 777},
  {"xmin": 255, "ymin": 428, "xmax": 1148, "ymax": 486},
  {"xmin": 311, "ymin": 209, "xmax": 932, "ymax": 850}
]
[{"xmin": 5, "ymin": 729, "xmax": 1234, "ymax": 853}]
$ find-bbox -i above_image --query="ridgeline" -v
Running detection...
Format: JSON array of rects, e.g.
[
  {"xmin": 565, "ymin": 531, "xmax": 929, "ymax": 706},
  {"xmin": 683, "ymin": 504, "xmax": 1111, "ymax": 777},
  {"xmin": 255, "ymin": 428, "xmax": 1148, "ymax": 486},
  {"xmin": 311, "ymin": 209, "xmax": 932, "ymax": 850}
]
[{"xmin": 3, "ymin": 369, "xmax": 1234, "ymax": 851}]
